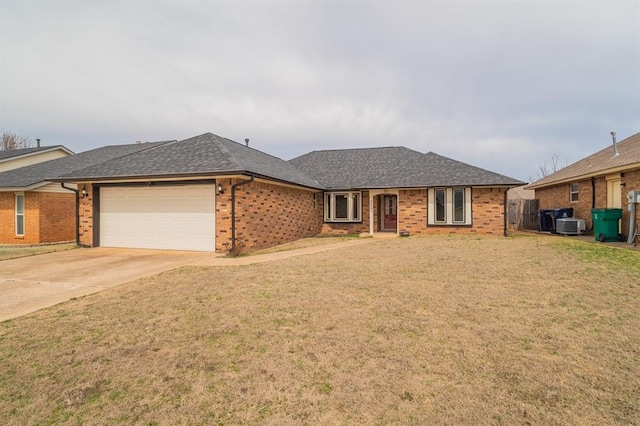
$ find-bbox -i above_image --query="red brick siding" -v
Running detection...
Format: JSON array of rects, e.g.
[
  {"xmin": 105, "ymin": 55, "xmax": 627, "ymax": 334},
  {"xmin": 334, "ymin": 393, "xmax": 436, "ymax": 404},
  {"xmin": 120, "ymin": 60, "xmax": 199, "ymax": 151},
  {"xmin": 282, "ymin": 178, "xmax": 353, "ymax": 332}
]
[
  {"xmin": 469, "ymin": 188, "xmax": 507, "ymax": 234},
  {"xmin": 321, "ymin": 187, "xmax": 506, "ymax": 236},
  {"xmin": 398, "ymin": 189, "xmax": 428, "ymax": 234},
  {"xmin": 0, "ymin": 191, "xmax": 74, "ymax": 244},
  {"xmin": 217, "ymin": 179, "xmax": 323, "ymax": 251},
  {"xmin": 74, "ymin": 181, "xmax": 509, "ymax": 251},
  {"xmin": 35, "ymin": 192, "xmax": 75, "ymax": 243},
  {"xmin": 78, "ymin": 184, "xmax": 94, "ymax": 247}
]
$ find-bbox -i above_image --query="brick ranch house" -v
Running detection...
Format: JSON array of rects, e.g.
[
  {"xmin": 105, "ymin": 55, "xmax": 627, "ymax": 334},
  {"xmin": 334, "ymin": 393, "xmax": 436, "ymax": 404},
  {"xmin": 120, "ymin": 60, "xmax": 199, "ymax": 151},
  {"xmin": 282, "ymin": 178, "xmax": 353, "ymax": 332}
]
[
  {"xmin": 0, "ymin": 143, "xmax": 162, "ymax": 245},
  {"xmin": 527, "ymin": 131, "xmax": 640, "ymax": 239},
  {"xmin": 0, "ymin": 145, "xmax": 73, "ymax": 244},
  {"xmin": 52, "ymin": 132, "xmax": 524, "ymax": 253}
]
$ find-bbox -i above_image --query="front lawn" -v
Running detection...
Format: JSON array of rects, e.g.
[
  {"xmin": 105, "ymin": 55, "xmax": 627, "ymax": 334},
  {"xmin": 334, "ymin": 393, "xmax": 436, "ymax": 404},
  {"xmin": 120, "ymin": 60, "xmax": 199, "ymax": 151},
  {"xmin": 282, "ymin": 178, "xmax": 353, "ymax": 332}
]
[
  {"xmin": 0, "ymin": 243, "xmax": 76, "ymax": 261},
  {"xmin": 0, "ymin": 235, "xmax": 638, "ymax": 424}
]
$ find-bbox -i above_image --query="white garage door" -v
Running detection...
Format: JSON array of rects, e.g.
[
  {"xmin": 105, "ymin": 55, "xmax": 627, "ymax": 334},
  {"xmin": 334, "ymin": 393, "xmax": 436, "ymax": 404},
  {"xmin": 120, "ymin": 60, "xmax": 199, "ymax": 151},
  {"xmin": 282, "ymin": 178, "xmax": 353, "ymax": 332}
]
[{"xmin": 100, "ymin": 185, "xmax": 216, "ymax": 252}]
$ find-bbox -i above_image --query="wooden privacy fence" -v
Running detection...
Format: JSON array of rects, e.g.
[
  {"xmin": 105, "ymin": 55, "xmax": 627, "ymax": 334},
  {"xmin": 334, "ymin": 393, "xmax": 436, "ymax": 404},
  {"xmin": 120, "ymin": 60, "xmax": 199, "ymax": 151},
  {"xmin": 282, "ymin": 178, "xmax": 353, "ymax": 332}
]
[{"xmin": 508, "ymin": 199, "xmax": 539, "ymax": 230}]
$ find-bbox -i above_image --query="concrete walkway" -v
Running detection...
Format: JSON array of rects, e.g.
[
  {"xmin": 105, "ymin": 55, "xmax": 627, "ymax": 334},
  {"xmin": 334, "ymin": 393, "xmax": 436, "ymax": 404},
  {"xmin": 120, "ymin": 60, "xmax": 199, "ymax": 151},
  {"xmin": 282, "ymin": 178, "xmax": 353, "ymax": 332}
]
[
  {"xmin": 191, "ymin": 238, "xmax": 374, "ymax": 266},
  {"xmin": 0, "ymin": 238, "xmax": 376, "ymax": 321}
]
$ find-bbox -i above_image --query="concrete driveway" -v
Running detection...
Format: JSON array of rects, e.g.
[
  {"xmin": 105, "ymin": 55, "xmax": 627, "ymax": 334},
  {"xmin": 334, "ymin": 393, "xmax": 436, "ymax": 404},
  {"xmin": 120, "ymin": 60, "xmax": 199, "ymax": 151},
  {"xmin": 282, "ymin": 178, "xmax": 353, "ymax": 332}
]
[
  {"xmin": 0, "ymin": 247, "xmax": 215, "ymax": 321},
  {"xmin": 0, "ymin": 238, "xmax": 375, "ymax": 322}
]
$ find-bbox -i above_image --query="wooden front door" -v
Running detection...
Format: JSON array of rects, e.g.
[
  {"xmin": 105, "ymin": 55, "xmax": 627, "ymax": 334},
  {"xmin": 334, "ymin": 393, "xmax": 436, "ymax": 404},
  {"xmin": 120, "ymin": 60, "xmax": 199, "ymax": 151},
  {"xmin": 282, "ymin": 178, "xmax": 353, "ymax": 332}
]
[{"xmin": 381, "ymin": 195, "xmax": 397, "ymax": 231}]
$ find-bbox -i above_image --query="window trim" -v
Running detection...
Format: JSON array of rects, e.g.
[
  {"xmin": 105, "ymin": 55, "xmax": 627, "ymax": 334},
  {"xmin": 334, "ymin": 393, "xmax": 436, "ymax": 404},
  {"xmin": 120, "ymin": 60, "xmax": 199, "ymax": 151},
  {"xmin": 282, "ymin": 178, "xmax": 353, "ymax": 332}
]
[
  {"xmin": 324, "ymin": 191, "xmax": 362, "ymax": 222},
  {"xmin": 15, "ymin": 192, "xmax": 25, "ymax": 236},
  {"xmin": 428, "ymin": 187, "xmax": 472, "ymax": 226},
  {"xmin": 570, "ymin": 183, "xmax": 579, "ymax": 202}
]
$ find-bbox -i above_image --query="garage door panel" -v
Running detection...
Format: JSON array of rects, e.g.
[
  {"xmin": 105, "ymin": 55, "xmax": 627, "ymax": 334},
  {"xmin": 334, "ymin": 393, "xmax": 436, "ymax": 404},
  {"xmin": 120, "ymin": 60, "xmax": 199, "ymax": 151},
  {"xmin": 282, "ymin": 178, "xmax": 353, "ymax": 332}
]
[{"xmin": 100, "ymin": 185, "xmax": 215, "ymax": 252}]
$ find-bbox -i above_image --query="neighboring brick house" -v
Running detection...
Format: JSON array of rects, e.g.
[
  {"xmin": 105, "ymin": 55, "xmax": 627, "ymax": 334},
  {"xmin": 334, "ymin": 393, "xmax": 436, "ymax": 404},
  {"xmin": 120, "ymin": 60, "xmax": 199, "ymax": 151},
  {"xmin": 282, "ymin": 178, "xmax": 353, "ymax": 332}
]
[
  {"xmin": 0, "ymin": 145, "xmax": 73, "ymax": 173},
  {"xmin": 53, "ymin": 132, "xmax": 524, "ymax": 253},
  {"xmin": 527, "ymin": 132, "xmax": 640, "ymax": 240},
  {"xmin": 0, "ymin": 143, "xmax": 163, "ymax": 245}
]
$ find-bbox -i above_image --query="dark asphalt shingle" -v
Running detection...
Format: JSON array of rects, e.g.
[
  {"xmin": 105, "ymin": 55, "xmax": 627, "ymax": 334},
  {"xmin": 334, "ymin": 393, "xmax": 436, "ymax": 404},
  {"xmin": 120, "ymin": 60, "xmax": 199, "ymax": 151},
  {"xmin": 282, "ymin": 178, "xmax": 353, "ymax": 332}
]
[
  {"xmin": 289, "ymin": 147, "xmax": 425, "ymax": 189},
  {"xmin": 5, "ymin": 132, "xmax": 523, "ymax": 190},
  {"xmin": 371, "ymin": 152, "xmax": 525, "ymax": 187},
  {"xmin": 0, "ymin": 143, "xmax": 164, "ymax": 189},
  {"xmin": 56, "ymin": 133, "xmax": 324, "ymax": 189},
  {"xmin": 290, "ymin": 148, "xmax": 524, "ymax": 189}
]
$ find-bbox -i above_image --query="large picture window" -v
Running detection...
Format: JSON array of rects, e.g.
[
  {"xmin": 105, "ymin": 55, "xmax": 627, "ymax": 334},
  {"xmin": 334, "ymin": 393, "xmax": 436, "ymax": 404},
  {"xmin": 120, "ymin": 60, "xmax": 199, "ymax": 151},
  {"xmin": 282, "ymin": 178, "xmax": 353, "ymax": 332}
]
[
  {"xmin": 428, "ymin": 187, "xmax": 472, "ymax": 225},
  {"xmin": 15, "ymin": 193, "xmax": 25, "ymax": 236},
  {"xmin": 325, "ymin": 192, "xmax": 362, "ymax": 222}
]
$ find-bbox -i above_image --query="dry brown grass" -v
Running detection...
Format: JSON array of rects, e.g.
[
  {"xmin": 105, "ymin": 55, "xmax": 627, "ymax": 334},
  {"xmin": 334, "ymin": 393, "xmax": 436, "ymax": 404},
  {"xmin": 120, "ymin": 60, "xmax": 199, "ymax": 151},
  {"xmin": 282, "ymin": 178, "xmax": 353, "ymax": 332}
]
[
  {"xmin": 0, "ymin": 243, "xmax": 76, "ymax": 261},
  {"xmin": 1, "ymin": 234, "xmax": 639, "ymax": 425},
  {"xmin": 243, "ymin": 234, "xmax": 362, "ymax": 256}
]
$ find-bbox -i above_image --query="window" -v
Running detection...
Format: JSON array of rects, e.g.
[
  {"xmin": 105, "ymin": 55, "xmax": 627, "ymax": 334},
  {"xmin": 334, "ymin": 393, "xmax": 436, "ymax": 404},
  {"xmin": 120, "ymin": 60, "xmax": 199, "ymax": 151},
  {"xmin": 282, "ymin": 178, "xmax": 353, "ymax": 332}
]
[
  {"xmin": 15, "ymin": 193, "xmax": 25, "ymax": 236},
  {"xmin": 570, "ymin": 183, "xmax": 579, "ymax": 202},
  {"xmin": 435, "ymin": 188, "xmax": 446, "ymax": 223},
  {"xmin": 453, "ymin": 188, "xmax": 465, "ymax": 222},
  {"xmin": 428, "ymin": 187, "xmax": 472, "ymax": 225},
  {"xmin": 324, "ymin": 192, "xmax": 361, "ymax": 222}
]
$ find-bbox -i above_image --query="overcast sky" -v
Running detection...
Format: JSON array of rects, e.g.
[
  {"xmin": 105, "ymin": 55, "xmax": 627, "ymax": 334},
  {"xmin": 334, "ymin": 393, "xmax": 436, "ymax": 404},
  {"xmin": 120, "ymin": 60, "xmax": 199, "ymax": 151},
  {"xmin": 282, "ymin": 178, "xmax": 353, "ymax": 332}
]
[{"xmin": 1, "ymin": 0, "xmax": 638, "ymax": 182}]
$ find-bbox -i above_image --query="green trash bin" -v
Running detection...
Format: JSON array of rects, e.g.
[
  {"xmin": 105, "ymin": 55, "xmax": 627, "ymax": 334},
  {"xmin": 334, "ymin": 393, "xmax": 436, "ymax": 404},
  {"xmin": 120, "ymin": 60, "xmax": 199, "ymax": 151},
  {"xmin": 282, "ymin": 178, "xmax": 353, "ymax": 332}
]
[{"xmin": 591, "ymin": 208, "xmax": 623, "ymax": 242}]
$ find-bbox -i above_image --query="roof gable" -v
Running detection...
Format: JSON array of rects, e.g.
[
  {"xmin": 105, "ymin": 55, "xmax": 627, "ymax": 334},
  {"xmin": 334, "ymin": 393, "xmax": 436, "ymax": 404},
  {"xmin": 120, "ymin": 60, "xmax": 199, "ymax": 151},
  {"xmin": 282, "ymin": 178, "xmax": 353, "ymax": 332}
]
[
  {"xmin": 56, "ymin": 133, "xmax": 323, "ymax": 189},
  {"xmin": 0, "ymin": 143, "xmax": 163, "ymax": 190},
  {"xmin": 289, "ymin": 147, "xmax": 425, "ymax": 189},
  {"xmin": 528, "ymin": 132, "xmax": 640, "ymax": 189},
  {"xmin": 290, "ymin": 147, "xmax": 524, "ymax": 189},
  {"xmin": 372, "ymin": 152, "xmax": 525, "ymax": 187}
]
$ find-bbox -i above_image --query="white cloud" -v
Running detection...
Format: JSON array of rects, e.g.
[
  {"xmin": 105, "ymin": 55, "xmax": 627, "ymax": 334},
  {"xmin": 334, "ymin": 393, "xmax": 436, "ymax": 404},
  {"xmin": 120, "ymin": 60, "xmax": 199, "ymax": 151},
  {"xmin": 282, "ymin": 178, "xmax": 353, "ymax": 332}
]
[{"xmin": 1, "ymin": 0, "xmax": 638, "ymax": 182}]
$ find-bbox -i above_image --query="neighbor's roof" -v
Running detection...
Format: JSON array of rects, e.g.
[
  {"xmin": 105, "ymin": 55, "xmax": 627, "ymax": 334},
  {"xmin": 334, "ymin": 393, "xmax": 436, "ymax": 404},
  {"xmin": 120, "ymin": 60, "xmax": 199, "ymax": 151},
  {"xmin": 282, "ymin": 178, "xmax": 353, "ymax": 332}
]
[
  {"xmin": 55, "ymin": 133, "xmax": 324, "ymax": 189},
  {"xmin": 507, "ymin": 185, "xmax": 536, "ymax": 200},
  {"xmin": 0, "ymin": 143, "xmax": 164, "ymax": 190},
  {"xmin": 290, "ymin": 147, "xmax": 524, "ymax": 189},
  {"xmin": 0, "ymin": 145, "xmax": 73, "ymax": 163},
  {"xmin": 527, "ymin": 132, "xmax": 640, "ymax": 190}
]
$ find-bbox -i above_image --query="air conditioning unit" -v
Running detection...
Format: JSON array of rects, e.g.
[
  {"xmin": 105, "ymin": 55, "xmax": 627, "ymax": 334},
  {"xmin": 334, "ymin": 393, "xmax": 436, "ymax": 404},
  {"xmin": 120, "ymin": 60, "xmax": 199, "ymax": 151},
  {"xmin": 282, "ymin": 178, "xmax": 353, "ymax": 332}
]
[{"xmin": 556, "ymin": 218, "xmax": 586, "ymax": 235}]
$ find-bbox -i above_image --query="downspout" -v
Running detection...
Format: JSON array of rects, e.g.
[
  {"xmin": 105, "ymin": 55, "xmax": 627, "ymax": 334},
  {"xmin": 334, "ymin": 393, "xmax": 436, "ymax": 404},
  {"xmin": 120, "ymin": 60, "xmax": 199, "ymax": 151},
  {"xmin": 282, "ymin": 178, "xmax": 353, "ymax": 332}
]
[
  {"xmin": 627, "ymin": 191, "xmax": 637, "ymax": 244},
  {"xmin": 503, "ymin": 187, "xmax": 509, "ymax": 237},
  {"xmin": 60, "ymin": 183, "xmax": 80, "ymax": 245},
  {"xmin": 231, "ymin": 175, "xmax": 255, "ymax": 252},
  {"xmin": 591, "ymin": 177, "xmax": 596, "ymax": 230}
]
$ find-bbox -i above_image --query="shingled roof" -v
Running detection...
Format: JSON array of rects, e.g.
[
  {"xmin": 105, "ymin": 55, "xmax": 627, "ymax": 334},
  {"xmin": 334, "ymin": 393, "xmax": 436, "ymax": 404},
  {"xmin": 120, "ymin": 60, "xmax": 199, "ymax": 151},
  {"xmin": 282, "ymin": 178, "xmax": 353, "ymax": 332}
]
[
  {"xmin": 290, "ymin": 147, "xmax": 524, "ymax": 189},
  {"xmin": 35, "ymin": 132, "xmax": 523, "ymax": 190},
  {"xmin": 527, "ymin": 132, "xmax": 640, "ymax": 189},
  {"xmin": 0, "ymin": 145, "xmax": 72, "ymax": 162},
  {"xmin": 55, "ymin": 133, "xmax": 324, "ymax": 189},
  {"xmin": 0, "ymin": 143, "xmax": 163, "ymax": 190},
  {"xmin": 289, "ymin": 147, "xmax": 426, "ymax": 189}
]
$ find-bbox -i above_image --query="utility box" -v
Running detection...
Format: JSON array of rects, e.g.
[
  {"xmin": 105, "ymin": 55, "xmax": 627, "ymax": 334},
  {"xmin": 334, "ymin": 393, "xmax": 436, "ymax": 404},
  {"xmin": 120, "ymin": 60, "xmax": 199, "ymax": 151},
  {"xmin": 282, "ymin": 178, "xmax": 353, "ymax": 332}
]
[
  {"xmin": 553, "ymin": 208, "xmax": 574, "ymax": 220},
  {"xmin": 591, "ymin": 208, "xmax": 623, "ymax": 242}
]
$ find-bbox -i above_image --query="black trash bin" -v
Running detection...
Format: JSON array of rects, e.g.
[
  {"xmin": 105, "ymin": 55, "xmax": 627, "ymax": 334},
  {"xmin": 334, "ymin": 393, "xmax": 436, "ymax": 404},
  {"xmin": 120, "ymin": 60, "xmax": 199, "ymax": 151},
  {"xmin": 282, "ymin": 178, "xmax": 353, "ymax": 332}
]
[{"xmin": 538, "ymin": 209, "xmax": 554, "ymax": 232}]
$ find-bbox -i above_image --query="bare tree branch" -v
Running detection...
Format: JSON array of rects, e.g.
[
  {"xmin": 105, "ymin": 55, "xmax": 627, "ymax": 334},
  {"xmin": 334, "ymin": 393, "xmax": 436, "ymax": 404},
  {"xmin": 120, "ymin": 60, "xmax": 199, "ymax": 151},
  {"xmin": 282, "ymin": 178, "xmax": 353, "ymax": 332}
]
[
  {"xmin": 537, "ymin": 153, "xmax": 567, "ymax": 179},
  {"xmin": 1, "ymin": 131, "xmax": 33, "ymax": 151}
]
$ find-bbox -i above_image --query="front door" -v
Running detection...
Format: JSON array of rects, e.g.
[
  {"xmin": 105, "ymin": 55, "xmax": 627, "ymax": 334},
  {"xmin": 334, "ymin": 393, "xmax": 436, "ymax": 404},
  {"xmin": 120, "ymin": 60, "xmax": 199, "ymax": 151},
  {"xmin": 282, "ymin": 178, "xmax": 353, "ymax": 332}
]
[{"xmin": 381, "ymin": 195, "xmax": 397, "ymax": 231}]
